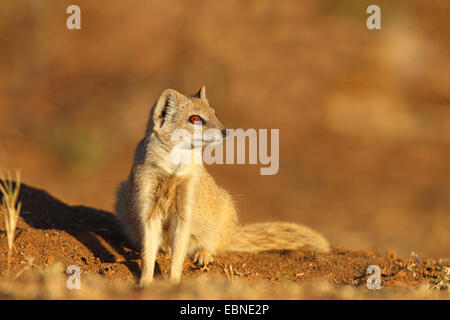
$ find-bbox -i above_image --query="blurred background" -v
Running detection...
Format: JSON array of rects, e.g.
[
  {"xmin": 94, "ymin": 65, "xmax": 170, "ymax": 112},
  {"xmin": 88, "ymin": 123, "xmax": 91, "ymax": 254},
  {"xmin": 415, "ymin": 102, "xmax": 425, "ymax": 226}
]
[{"xmin": 0, "ymin": 0, "xmax": 449, "ymax": 258}]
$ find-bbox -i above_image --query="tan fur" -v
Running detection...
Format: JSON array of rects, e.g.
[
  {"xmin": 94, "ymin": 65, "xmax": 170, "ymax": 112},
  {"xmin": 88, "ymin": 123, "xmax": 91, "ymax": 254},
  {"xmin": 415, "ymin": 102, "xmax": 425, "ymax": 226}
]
[{"xmin": 115, "ymin": 87, "xmax": 330, "ymax": 286}]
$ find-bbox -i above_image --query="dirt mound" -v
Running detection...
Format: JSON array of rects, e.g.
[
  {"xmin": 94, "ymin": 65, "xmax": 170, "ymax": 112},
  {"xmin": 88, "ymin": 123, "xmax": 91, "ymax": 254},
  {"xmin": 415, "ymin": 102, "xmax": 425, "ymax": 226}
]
[{"xmin": 0, "ymin": 184, "xmax": 448, "ymax": 297}]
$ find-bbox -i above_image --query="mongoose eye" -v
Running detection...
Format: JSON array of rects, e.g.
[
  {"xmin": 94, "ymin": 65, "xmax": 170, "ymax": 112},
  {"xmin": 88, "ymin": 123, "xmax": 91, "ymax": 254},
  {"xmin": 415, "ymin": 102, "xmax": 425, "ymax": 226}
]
[{"xmin": 189, "ymin": 115, "xmax": 204, "ymax": 124}]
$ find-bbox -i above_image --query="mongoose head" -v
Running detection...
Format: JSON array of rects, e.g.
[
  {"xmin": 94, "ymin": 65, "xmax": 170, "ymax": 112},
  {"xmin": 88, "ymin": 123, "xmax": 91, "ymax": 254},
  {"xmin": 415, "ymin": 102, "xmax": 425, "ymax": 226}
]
[{"xmin": 149, "ymin": 87, "xmax": 227, "ymax": 149}]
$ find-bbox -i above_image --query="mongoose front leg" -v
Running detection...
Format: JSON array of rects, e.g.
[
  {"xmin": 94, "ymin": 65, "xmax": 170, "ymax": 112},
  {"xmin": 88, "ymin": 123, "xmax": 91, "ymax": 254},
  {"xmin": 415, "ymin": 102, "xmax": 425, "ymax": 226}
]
[
  {"xmin": 140, "ymin": 214, "xmax": 162, "ymax": 287},
  {"xmin": 169, "ymin": 216, "xmax": 191, "ymax": 282},
  {"xmin": 169, "ymin": 181, "xmax": 195, "ymax": 283},
  {"xmin": 135, "ymin": 174, "xmax": 162, "ymax": 287}
]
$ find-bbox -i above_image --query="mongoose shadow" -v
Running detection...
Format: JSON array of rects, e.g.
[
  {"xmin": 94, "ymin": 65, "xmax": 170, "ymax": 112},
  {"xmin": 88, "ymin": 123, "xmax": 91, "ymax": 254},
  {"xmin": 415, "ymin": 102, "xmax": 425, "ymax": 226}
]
[{"xmin": 6, "ymin": 182, "xmax": 154, "ymax": 279}]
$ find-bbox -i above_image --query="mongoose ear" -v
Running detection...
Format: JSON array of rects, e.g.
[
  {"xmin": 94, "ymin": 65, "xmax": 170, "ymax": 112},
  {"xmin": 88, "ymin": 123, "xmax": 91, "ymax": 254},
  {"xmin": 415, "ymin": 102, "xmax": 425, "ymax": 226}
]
[
  {"xmin": 152, "ymin": 89, "xmax": 179, "ymax": 132},
  {"xmin": 193, "ymin": 86, "xmax": 207, "ymax": 101}
]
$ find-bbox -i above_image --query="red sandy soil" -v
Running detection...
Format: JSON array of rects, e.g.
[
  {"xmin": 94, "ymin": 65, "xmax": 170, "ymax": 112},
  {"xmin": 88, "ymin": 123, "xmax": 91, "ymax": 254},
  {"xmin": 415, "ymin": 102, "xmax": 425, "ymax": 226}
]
[{"xmin": 0, "ymin": 183, "xmax": 448, "ymax": 297}]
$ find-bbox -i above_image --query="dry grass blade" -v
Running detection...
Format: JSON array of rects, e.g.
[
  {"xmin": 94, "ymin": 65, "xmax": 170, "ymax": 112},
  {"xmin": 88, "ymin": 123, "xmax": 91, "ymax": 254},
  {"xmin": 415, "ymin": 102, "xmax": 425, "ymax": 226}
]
[{"xmin": 0, "ymin": 170, "xmax": 22, "ymax": 272}]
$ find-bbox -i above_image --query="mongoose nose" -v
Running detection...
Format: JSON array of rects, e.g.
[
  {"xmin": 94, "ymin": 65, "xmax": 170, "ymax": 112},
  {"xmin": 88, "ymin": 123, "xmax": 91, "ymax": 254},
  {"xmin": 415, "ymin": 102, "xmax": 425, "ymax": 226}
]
[{"xmin": 221, "ymin": 129, "xmax": 229, "ymax": 137}]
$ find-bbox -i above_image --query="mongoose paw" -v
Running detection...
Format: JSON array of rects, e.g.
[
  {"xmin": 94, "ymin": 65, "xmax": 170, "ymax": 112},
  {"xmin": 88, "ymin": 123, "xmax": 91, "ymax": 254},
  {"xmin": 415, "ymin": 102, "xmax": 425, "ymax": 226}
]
[{"xmin": 193, "ymin": 250, "xmax": 213, "ymax": 266}]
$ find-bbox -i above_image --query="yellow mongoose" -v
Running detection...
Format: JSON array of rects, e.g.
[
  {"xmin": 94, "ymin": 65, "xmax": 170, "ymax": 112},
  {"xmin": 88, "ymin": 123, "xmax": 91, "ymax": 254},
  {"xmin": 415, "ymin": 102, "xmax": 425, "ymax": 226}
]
[{"xmin": 115, "ymin": 87, "xmax": 330, "ymax": 286}]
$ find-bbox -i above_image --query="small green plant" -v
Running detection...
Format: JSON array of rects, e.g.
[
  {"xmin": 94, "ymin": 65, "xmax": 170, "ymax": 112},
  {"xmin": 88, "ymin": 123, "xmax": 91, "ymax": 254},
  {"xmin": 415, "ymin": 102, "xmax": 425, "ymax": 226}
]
[{"xmin": 0, "ymin": 170, "xmax": 22, "ymax": 271}]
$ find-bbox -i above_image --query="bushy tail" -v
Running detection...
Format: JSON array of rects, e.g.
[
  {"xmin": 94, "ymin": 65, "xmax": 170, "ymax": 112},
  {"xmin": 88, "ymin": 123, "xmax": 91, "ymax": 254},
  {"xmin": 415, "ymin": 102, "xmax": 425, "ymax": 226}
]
[{"xmin": 226, "ymin": 222, "xmax": 330, "ymax": 253}]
